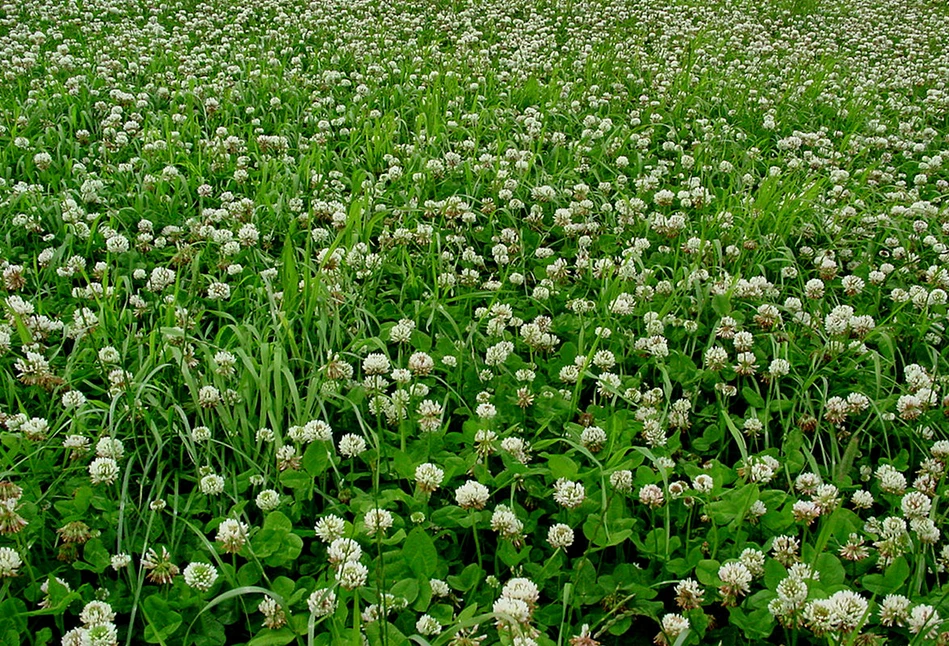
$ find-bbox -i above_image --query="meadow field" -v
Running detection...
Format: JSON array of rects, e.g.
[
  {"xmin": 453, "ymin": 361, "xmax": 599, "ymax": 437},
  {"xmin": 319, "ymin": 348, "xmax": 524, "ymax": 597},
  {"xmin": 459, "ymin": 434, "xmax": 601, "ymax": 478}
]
[{"xmin": 2, "ymin": 0, "xmax": 949, "ymax": 643}]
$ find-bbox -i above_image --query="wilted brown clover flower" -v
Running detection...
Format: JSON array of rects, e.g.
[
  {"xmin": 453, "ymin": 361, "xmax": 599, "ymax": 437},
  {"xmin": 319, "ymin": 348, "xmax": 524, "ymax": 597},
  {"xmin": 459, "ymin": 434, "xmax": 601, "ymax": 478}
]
[
  {"xmin": 142, "ymin": 546, "xmax": 180, "ymax": 584},
  {"xmin": 215, "ymin": 518, "xmax": 249, "ymax": 554},
  {"xmin": 0, "ymin": 482, "xmax": 27, "ymax": 535},
  {"xmin": 569, "ymin": 624, "xmax": 600, "ymax": 646},
  {"xmin": 57, "ymin": 521, "xmax": 94, "ymax": 544},
  {"xmin": 258, "ymin": 596, "xmax": 287, "ymax": 629}
]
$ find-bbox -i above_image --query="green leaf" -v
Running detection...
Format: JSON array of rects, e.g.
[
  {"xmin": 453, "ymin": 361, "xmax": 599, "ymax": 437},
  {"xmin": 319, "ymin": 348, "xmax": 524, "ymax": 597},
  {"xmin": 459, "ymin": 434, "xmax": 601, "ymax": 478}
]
[
  {"xmin": 279, "ymin": 470, "xmax": 311, "ymax": 491},
  {"xmin": 862, "ymin": 557, "xmax": 910, "ymax": 596},
  {"xmin": 194, "ymin": 614, "xmax": 227, "ymax": 646},
  {"xmin": 497, "ymin": 541, "xmax": 530, "ymax": 567},
  {"xmin": 711, "ymin": 294, "xmax": 731, "ymax": 317},
  {"xmin": 264, "ymin": 511, "xmax": 293, "ymax": 532},
  {"xmin": 763, "ymin": 560, "xmax": 788, "ymax": 590},
  {"xmin": 546, "ymin": 454, "xmax": 578, "ymax": 479},
  {"xmin": 42, "ymin": 575, "xmax": 78, "ymax": 613},
  {"xmin": 446, "ymin": 563, "xmax": 482, "ymax": 592},
  {"xmin": 573, "ymin": 558, "xmax": 600, "ymax": 603},
  {"xmin": 813, "ymin": 553, "xmax": 845, "ymax": 587},
  {"xmin": 142, "ymin": 594, "xmax": 183, "ymax": 644},
  {"xmin": 667, "ymin": 351, "xmax": 698, "ymax": 383},
  {"xmin": 404, "ymin": 528, "xmax": 437, "ymax": 578},
  {"xmin": 707, "ymin": 483, "xmax": 758, "ymax": 526},
  {"xmin": 692, "ymin": 422, "xmax": 723, "ymax": 452},
  {"xmin": 607, "ymin": 616, "xmax": 632, "ymax": 635},
  {"xmin": 77, "ymin": 538, "xmax": 111, "ymax": 573},
  {"xmin": 303, "ymin": 443, "xmax": 330, "ymax": 476},
  {"xmin": 248, "ymin": 628, "xmax": 297, "ymax": 646},
  {"xmin": 238, "ymin": 563, "xmax": 263, "ymax": 587},
  {"xmin": 0, "ymin": 599, "xmax": 26, "ymax": 635},
  {"xmin": 741, "ymin": 386, "xmax": 765, "ymax": 409},
  {"xmin": 883, "ymin": 557, "xmax": 911, "ymax": 589},
  {"xmin": 364, "ymin": 621, "xmax": 409, "ymax": 646},
  {"xmin": 35, "ymin": 628, "xmax": 53, "ymax": 646},
  {"xmin": 390, "ymin": 450, "xmax": 416, "ymax": 479},
  {"xmin": 728, "ymin": 606, "xmax": 775, "ymax": 640},
  {"xmin": 251, "ymin": 512, "xmax": 304, "ymax": 567},
  {"xmin": 390, "ymin": 578, "xmax": 420, "ymax": 605},
  {"xmin": 272, "ymin": 576, "xmax": 296, "ymax": 601},
  {"xmin": 638, "ymin": 527, "xmax": 678, "ymax": 557},
  {"xmin": 695, "ymin": 560, "xmax": 721, "ymax": 586}
]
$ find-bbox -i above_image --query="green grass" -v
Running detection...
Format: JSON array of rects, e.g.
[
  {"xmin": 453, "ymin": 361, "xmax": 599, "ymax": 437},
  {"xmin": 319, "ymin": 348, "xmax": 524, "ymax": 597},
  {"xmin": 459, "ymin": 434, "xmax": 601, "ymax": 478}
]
[{"xmin": 2, "ymin": 0, "xmax": 949, "ymax": 644}]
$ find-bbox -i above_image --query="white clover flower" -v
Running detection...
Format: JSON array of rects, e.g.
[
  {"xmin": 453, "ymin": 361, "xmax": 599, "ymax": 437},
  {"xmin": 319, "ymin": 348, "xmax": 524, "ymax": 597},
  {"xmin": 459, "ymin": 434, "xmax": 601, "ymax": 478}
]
[
  {"xmin": 879, "ymin": 594, "xmax": 911, "ymax": 626},
  {"xmin": 547, "ymin": 523, "xmax": 575, "ymax": 549},
  {"xmin": 0, "ymin": 547, "xmax": 22, "ymax": 577},
  {"xmin": 314, "ymin": 515, "xmax": 346, "ymax": 543},
  {"xmin": 851, "ymin": 490, "xmax": 874, "ymax": 509},
  {"xmin": 659, "ymin": 613, "xmax": 690, "ymax": 642},
  {"xmin": 106, "ymin": 234, "xmax": 129, "ymax": 254},
  {"xmin": 415, "ymin": 463, "xmax": 444, "ymax": 492},
  {"xmin": 430, "ymin": 579, "xmax": 450, "ymax": 597},
  {"xmin": 62, "ymin": 390, "xmax": 87, "ymax": 409},
  {"xmin": 704, "ymin": 346, "xmax": 729, "ymax": 370},
  {"xmin": 610, "ymin": 470, "xmax": 633, "ymax": 493},
  {"xmin": 455, "ymin": 480, "xmax": 490, "ymax": 509},
  {"xmin": 362, "ymin": 353, "xmax": 390, "ymax": 375},
  {"xmin": 327, "ymin": 537, "xmax": 362, "ymax": 565},
  {"xmin": 363, "ymin": 508, "xmax": 393, "ymax": 535},
  {"xmin": 216, "ymin": 519, "xmax": 249, "ymax": 553},
  {"xmin": 33, "ymin": 151, "xmax": 52, "ymax": 169},
  {"xmin": 553, "ymin": 478, "xmax": 585, "ymax": 509},
  {"xmin": 338, "ymin": 433, "xmax": 367, "ymax": 458},
  {"xmin": 692, "ymin": 474, "xmax": 714, "ymax": 493},
  {"xmin": 876, "ymin": 464, "xmax": 907, "ymax": 494},
  {"xmin": 740, "ymin": 549, "xmax": 766, "ymax": 577},
  {"xmin": 61, "ymin": 628, "xmax": 89, "ymax": 646},
  {"xmin": 499, "ymin": 580, "xmax": 537, "ymax": 608},
  {"xmin": 912, "ymin": 517, "xmax": 941, "ymax": 544},
  {"xmin": 198, "ymin": 385, "xmax": 221, "ymax": 408},
  {"xmin": 307, "ymin": 588, "xmax": 337, "ymax": 617},
  {"xmin": 20, "ymin": 417, "xmax": 49, "ymax": 441},
  {"xmin": 79, "ymin": 600, "xmax": 115, "ymax": 627},
  {"xmin": 639, "ymin": 484, "xmax": 664, "ymax": 508},
  {"xmin": 407, "ymin": 352, "xmax": 434, "ymax": 375},
  {"xmin": 901, "ymin": 491, "xmax": 932, "ymax": 520},
  {"xmin": 416, "ymin": 614, "xmax": 442, "ymax": 636},
  {"xmin": 89, "ymin": 457, "xmax": 119, "ymax": 485},
  {"xmin": 500, "ymin": 436, "xmax": 531, "ymax": 464},
  {"xmin": 97, "ymin": 346, "xmax": 121, "ymax": 364},
  {"xmin": 475, "ymin": 403, "xmax": 497, "ymax": 419},
  {"xmin": 485, "ymin": 341, "xmax": 514, "ymax": 366},
  {"xmin": 199, "ymin": 473, "xmax": 225, "ymax": 495},
  {"xmin": 255, "ymin": 489, "xmax": 281, "ymax": 511},
  {"xmin": 417, "ymin": 399, "xmax": 444, "ymax": 432},
  {"xmin": 490, "ymin": 505, "xmax": 523, "ymax": 539},
  {"xmin": 290, "ymin": 420, "xmax": 332, "ymax": 443},
  {"xmin": 183, "ymin": 562, "xmax": 218, "ymax": 592},
  {"xmin": 191, "ymin": 426, "xmax": 211, "ymax": 443},
  {"xmin": 336, "ymin": 560, "xmax": 368, "ymax": 590},
  {"xmin": 86, "ymin": 623, "xmax": 118, "ymax": 646},
  {"xmin": 767, "ymin": 359, "xmax": 791, "ymax": 378},
  {"xmin": 206, "ymin": 282, "xmax": 230, "ymax": 300},
  {"xmin": 580, "ymin": 425, "xmax": 607, "ymax": 451},
  {"xmin": 95, "ymin": 437, "xmax": 125, "ymax": 460},
  {"xmin": 908, "ymin": 604, "xmax": 942, "ymax": 640},
  {"xmin": 718, "ymin": 561, "xmax": 752, "ymax": 601}
]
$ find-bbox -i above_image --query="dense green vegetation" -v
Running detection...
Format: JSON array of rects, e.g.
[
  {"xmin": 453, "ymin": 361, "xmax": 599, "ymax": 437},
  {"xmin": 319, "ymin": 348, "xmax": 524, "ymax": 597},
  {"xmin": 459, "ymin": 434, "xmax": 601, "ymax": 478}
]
[{"xmin": 2, "ymin": 0, "xmax": 949, "ymax": 643}]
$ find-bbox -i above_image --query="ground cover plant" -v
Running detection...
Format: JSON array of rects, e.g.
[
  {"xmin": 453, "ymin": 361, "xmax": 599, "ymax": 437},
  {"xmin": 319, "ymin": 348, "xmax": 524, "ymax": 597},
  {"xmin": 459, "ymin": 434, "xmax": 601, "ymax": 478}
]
[{"xmin": 2, "ymin": 0, "xmax": 949, "ymax": 643}]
